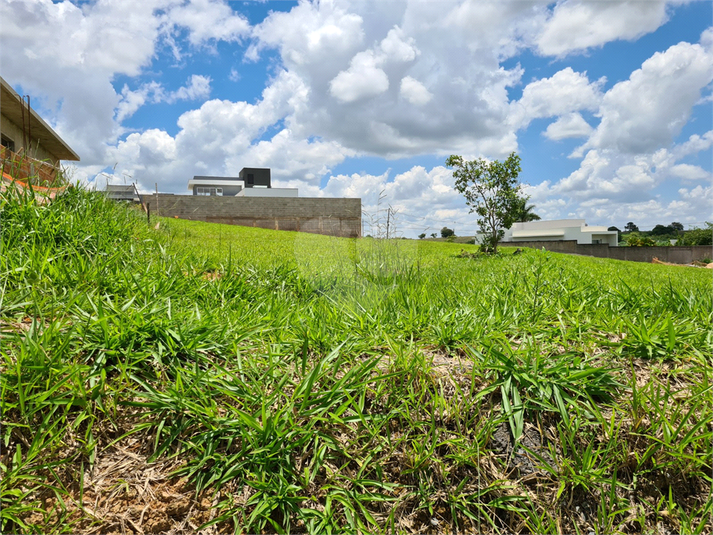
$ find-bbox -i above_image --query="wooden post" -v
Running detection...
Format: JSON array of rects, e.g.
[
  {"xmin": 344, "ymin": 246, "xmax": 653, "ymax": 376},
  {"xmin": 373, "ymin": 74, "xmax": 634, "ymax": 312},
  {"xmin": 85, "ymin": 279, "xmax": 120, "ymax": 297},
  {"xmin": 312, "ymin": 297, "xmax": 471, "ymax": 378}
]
[{"xmin": 147, "ymin": 202, "xmax": 151, "ymax": 224}]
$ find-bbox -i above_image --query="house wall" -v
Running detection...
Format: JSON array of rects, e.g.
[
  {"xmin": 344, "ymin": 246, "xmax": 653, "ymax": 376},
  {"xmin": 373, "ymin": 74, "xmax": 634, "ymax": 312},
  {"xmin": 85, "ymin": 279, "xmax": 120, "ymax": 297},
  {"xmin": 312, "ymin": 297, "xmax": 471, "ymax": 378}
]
[
  {"xmin": 239, "ymin": 167, "xmax": 271, "ymax": 188},
  {"xmin": 236, "ymin": 188, "xmax": 298, "ymax": 198},
  {"xmin": 515, "ymin": 240, "xmax": 712, "ymax": 264},
  {"xmin": 192, "ymin": 184, "xmax": 243, "ymax": 196},
  {"xmin": 0, "ymin": 112, "xmax": 59, "ymax": 165},
  {"xmin": 146, "ymin": 194, "xmax": 361, "ymax": 238}
]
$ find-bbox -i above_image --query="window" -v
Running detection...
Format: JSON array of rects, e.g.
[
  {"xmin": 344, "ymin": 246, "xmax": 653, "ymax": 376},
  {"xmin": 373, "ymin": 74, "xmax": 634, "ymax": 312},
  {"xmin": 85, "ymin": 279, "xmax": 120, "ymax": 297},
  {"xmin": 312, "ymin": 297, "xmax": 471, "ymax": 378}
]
[
  {"xmin": 1, "ymin": 134, "xmax": 15, "ymax": 152},
  {"xmin": 196, "ymin": 186, "xmax": 224, "ymax": 196}
]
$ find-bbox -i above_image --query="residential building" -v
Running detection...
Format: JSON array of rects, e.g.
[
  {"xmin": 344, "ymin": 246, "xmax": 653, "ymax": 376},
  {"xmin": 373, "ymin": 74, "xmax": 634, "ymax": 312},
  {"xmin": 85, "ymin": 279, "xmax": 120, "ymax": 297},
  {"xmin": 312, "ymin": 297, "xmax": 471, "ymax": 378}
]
[
  {"xmin": 1, "ymin": 76, "xmax": 80, "ymax": 187},
  {"xmin": 187, "ymin": 168, "xmax": 297, "ymax": 198},
  {"xmin": 505, "ymin": 219, "xmax": 619, "ymax": 246},
  {"xmin": 105, "ymin": 184, "xmax": 141, "ymax": 202},
  {"xmin": 476, "ymin": 219, "xmax": 619, "ymax": 246}
]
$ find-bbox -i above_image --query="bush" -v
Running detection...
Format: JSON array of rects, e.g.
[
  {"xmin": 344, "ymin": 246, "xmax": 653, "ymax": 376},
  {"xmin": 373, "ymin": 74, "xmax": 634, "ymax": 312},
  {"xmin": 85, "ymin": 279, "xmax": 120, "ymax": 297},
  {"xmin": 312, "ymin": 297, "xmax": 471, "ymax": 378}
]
[
  {"xmin": 625, "ymin": 234, "xmax": 655, "ymax": 247},
  {"xmin": 678, "ymin": 223, "xmax": 712, "ymax": 246}
]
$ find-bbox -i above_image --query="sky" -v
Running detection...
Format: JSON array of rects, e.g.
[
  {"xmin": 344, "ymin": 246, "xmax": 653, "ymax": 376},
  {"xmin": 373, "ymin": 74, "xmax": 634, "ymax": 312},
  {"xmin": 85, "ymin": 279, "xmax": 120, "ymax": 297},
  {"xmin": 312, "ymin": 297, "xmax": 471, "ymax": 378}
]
[{"xmin": 1, "ymin": 0, "xmax": 712, "ymax": 237}]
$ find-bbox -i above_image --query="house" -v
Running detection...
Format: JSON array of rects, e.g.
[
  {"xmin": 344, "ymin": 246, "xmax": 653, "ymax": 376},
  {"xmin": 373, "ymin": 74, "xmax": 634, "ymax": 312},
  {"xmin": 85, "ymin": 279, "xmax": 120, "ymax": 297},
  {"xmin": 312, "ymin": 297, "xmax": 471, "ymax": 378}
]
[
  {"xmin": 105, "ymin": 184, "xmax": 141, "ymax": 202},
  {"xmin": 1, "ymin": 76, "xmax": 80, "ymax": 188},
  {"xmin": 502, "ymin": 219, "xmax": 619, "ymax": 246},
  {"xmin": 187, "ymin": 168, "xmax": 298, "ymax": 198}
]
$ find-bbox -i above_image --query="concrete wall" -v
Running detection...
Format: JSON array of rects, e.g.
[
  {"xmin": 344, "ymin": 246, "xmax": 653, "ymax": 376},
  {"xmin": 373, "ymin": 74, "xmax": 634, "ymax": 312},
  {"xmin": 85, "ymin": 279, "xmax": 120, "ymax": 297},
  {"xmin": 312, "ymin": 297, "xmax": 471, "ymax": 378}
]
[
  {"xmin": 147, "ymin": 194, "xmax": 361, "ymax": 238},
  {"xmin": 516, "ymin": 239, "xmax": 712, "ymax": 265}
]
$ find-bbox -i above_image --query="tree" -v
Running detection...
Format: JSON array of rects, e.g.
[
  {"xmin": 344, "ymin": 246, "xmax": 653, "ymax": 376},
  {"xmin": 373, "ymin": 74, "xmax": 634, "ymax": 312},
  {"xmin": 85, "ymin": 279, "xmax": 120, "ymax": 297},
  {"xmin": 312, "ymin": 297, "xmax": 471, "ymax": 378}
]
[
  {"xmin": 418, "ymin": 233, "xmax": 426, "ymax": 239},
  {"xmin": 441, "ymin": 227, "xmax": 455, "ymax": 238},
  {"xmin": 678, "ymin": 222, "xmax": 713, "ymax": 246},
  {"xmin": 670, "ymin": 222, "xmax": 684, "ymax": 232},
  {"xmin": 446, "ymin": 152, "xmax": 522, "ymax": 253},
  {"xmin": 624, "ymin": 222, "xmax": 639, "ymax": 233},
  {"xmin": 650, "ymin": 224, "xmax": 673, "ymax": 236},
  {"xmin": 512, "ymin": 195, "xmax": 541, "ymax": 222},
  {"xmin": 430, "ymin": 233, "xmax": 437, "ymax": 238}
]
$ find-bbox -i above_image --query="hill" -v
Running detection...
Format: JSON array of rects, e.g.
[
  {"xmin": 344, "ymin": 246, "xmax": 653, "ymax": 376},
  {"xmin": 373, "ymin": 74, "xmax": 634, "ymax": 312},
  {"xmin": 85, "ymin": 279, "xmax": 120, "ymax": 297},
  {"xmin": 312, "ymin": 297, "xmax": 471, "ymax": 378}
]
[{"xmin": 2, "ymin": 188, "xmax": 711, "ymax": 534}]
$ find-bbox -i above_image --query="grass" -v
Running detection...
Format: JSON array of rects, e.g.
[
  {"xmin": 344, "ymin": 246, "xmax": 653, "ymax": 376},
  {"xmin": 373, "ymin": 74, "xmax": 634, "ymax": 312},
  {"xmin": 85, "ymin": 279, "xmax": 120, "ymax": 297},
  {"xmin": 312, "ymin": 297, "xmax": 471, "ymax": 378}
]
[{"xmin": 1, "ymin": 186, "xmax": 711, "ymax": 534}]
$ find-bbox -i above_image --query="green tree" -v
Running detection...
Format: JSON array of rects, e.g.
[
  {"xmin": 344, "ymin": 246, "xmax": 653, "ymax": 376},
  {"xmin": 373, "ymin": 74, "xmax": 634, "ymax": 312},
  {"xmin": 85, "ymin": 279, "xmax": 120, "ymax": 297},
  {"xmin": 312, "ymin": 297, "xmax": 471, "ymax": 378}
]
[
  {"xmin": 512, "ymin": 195, "xmax": 541, "ymax": 222},
  {"xmin": 418, "ymin": 233, "xmax": 426, "ymax": 239},
  {"xmin": 624, "ymin": 221, "xmax": 639, "ymax": 233},
  {"xmin": 440, "ymin": 227, "xmax": 455, "ymax": 238},
  {"xmin": 678, "ymin": 222, "xmax": 713, "ymax": 246},
  {"xmin": 670, "ymin": 222, "xmax": 684, "ymax": 232},
  {"xmin": 430, "ymin": 233, "xmax": 437, "ymax": 238},
  {"xmin": 650, "ymin": 224, "xmax": 673, "ymax": 236},
  {"xmin": 446, "ymin": 152, "xmax": 522, "ymax": 253}
]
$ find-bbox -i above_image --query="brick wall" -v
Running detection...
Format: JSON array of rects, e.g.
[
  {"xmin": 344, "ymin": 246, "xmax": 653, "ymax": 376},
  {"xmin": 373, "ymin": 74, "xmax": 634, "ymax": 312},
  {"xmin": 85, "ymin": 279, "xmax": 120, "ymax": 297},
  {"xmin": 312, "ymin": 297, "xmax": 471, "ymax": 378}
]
[{"xmin": 146, "ymin": 194, "xmax": 361, "ymax": 238}]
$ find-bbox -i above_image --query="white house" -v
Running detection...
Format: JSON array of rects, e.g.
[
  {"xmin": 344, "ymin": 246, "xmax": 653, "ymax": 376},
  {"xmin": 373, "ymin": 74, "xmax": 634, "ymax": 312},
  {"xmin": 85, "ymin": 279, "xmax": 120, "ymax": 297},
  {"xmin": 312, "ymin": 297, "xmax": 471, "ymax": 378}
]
[
  {"xmin": 477, "ymin": 219, "xmax": 619, "ymax": 246},
  {"xmin": 187, "ymin": 168, "xmax": 297, "ymax": 198}
]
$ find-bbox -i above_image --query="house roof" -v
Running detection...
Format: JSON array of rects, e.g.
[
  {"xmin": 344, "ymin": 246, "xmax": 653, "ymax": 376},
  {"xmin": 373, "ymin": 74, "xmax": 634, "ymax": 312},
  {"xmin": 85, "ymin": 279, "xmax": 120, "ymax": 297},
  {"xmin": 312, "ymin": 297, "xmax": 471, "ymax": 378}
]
[
  {"xmin": 187, "ymin": 178, "xmax": 244, "ymax": 189},
  {"xmin": 0, "ymin": 77, "xmax": 80, "ymax": 161}
]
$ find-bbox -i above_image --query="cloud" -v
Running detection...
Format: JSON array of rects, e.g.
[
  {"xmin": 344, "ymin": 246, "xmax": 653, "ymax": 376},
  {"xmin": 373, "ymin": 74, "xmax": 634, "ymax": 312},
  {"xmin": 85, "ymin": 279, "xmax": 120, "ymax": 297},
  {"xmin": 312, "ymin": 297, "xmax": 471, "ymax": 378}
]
[
  {"xmin": 248, "ymin": 0, "xmax": 529, "ymax": 158},
  {"xmin": 329, "ymin": 50, "xmax": 390, "ymax": 103},
  {"xmin": 399, "ymin": 76, "xmax": 433, "ymax": 105},
  {"xmin": 575, "ymin": 41, "xmax": 713, "ymax": 156},
  {"xmin": 115, "ymin": 75, "xmax": 211, "ymax": 122},
  {"xmin": 669, "ymin": 163, "xmax": 711, "ymax": 181},
  {"xmin": 536, "ymin": 1, "xmax": 672, "ymax": 57},
  {"xmin": 510, "ymin": 67, "xmax": 604, "ymax": 129},
  {"xmin": 543, "ymin": 112, "xmax": 593, "ymax": 140},
  {"xmin": 0, "ymin": 0, "xmax": 249, "ymax": 165},
  {"xmin": 165, "ymin": 0, "xmax": 249, "ymax": 47},
  {"xmin": 166, "ymin": 74, "xmax": 212, "ymax": 103}
]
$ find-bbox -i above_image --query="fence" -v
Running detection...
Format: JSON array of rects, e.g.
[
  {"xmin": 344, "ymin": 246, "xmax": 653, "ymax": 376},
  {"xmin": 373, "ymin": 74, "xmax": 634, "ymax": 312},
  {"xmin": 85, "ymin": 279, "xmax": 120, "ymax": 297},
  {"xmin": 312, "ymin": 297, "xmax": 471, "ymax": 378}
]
[
  {"xmin": 145, "ymin": 194, "xmax": 362, "ymax": 238},
  {"xmin": 513, "ymin": 240, "xmax": 712, "ymax": 265}
]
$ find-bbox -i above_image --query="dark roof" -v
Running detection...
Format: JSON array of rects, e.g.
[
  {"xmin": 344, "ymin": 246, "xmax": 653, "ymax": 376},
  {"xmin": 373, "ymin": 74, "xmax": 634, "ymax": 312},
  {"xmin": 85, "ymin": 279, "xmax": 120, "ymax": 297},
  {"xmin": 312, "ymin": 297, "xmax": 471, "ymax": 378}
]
[{"xmin": 0, "ymin": 76, "xmax": 80, "ymax": 161}]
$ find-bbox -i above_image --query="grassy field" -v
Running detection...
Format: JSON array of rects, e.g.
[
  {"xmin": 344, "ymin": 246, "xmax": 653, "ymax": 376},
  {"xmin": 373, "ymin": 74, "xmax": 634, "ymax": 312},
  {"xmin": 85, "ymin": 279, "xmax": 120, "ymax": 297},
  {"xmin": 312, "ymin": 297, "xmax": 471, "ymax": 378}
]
[{"xmin": 1, "ymin": 188, "xmax": 712, "ymax": 534}]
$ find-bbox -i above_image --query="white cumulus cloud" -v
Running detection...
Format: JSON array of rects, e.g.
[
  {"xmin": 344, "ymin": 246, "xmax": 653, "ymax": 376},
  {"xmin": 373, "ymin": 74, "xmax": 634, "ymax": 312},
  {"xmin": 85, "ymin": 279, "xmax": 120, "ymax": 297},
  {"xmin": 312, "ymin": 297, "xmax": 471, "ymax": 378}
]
[
  {"xmin": 400, "ymin": 76, "xmax": 433, "ymax": 106},
  {"xmin": 543, "ymin": 112, "xmax": 593, "ymax": 140}
]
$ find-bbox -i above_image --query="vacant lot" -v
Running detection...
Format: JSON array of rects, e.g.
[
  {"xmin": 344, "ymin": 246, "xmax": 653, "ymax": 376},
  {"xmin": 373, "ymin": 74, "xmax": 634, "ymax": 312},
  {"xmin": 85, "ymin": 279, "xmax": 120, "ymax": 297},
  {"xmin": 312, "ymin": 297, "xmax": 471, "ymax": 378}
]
[{"xmin": 2, "ymin": 189, "xmax": 711, "ymax": 534}]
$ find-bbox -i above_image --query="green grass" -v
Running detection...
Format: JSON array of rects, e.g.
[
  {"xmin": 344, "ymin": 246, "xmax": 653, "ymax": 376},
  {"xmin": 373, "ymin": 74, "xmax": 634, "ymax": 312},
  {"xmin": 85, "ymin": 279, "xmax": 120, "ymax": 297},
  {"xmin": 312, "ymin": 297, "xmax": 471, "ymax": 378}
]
[{"xmin": 1, "ymin": 187, "xmax": 711, "ymax": 534}]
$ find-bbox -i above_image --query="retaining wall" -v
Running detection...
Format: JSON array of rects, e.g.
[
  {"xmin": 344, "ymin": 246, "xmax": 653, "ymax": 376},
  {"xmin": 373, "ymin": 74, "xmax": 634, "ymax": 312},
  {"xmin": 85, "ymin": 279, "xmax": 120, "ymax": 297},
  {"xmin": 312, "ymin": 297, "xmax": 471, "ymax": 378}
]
[
  {"xmin": 146, "ymin": 194, "xmax": 361, "ymax": 238},
  {"xmin": 513, "ymin": 239, "xmax": 712, "ymax": 265}
]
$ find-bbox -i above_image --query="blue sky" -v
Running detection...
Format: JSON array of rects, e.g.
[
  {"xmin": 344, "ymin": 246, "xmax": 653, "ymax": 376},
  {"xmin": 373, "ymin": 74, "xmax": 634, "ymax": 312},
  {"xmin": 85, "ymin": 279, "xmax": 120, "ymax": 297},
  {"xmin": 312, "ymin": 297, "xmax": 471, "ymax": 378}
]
[{"xmin": 2, "ymin": 0, "xmax": 712, "ymax": 237}]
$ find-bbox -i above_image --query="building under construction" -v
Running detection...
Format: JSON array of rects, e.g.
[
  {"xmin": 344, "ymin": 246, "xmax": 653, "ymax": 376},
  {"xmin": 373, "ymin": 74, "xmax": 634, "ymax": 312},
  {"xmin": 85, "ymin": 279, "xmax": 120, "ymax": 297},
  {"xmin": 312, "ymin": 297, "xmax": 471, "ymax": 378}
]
[{"xmin": 0, "ymin": 76, "xmax": 80, "ymax": 195}]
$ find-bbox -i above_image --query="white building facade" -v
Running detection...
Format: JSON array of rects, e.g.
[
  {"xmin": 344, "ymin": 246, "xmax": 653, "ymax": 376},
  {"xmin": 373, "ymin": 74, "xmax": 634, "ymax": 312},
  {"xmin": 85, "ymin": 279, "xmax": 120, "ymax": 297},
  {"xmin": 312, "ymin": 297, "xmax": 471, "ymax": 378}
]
[{"xmin": 477, "ymin": 219, "xmax": 619, "ymax": 246}]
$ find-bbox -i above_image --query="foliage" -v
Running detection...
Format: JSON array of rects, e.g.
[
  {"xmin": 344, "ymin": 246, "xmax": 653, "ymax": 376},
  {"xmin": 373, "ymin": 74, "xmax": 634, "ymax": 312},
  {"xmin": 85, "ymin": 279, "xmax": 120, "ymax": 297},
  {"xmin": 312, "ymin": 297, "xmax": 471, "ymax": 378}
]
[
  {"xmin": 678, "ymin": 222, "xmax": 713, "ymax": 246},
  {"xmin": 418, "ymin": 233, "xmax": 426, "ymax": 239},
  {"xmin": 511, "ymin": 196, "xmax": 541, "ymax": 222},
  {"xmin": 446, "ymin": 152, "xmax": 523, "ymax": 253},
  {"xmin": 625, "ymin": 233, "xmax": 656, "ymax": 246},
  {"xmin": 624, "ymin": 221, "xmax": 639, "ymax": 233},
  {"xmin": 1, "ymin": 187, "xmax": 711, "ymax": 535},
  {"xmin": 441, "ymin": 227, "xmax": 455, "ymax": 238}
]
